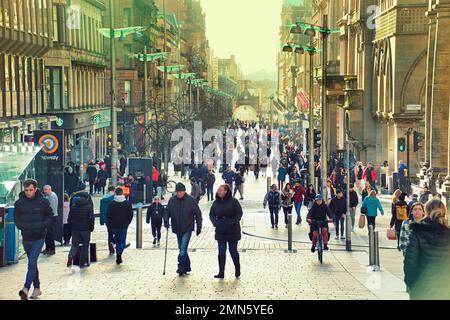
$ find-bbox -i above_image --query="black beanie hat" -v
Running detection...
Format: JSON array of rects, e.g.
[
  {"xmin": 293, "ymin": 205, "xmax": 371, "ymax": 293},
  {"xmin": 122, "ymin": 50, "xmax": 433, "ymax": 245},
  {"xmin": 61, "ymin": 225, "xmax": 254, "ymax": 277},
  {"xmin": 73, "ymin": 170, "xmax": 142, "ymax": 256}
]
[{"xmin": 175, "ymin": 183, "xmax": 186, "ymax": 192}]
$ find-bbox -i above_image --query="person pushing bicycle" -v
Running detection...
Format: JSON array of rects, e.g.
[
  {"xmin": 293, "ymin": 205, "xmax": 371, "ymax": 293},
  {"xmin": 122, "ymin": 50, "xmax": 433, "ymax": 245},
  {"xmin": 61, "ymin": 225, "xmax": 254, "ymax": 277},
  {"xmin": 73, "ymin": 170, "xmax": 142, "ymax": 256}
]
[{"xmin": 306, "ymin": 194, "xmax": 333, "ymax": 253}]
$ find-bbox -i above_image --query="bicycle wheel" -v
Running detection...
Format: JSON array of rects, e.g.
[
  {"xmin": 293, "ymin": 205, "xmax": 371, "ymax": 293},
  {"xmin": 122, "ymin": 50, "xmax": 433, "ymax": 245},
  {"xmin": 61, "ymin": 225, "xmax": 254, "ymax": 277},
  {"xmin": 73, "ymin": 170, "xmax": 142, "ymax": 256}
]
[
  {"xmin": 166, "ymin": 180, "xmax": 176, "ymax": 193},
  {"xmin": 317, "ymin": 228, "xmax": 323, "ymax": 264}
]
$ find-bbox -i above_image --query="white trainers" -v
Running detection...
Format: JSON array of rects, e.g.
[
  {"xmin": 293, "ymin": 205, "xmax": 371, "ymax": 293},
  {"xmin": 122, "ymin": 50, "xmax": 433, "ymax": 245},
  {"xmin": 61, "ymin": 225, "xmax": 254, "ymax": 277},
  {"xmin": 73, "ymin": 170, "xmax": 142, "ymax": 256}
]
[
  {"xmin": 340, "ymin": 236, "xmax": 346, "ymax": 240},
  {"xmin": 30, "ymin": 288, "xmax": 42, "ymax": 299},
  {"xmin": 19, "ymin": 288, "xmax": 29, "ymax": 300}
]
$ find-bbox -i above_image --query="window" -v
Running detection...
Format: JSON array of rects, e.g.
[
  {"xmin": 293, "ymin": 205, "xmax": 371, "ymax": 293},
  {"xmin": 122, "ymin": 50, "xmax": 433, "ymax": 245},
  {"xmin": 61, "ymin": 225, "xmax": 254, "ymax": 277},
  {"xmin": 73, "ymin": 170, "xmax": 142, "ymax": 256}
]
[
  {"xmin": 11, "ymin": 56, "xmax": 17, "ymax": 116},
  {"xmin": 18, "ymin": 0, "xmax": 24, "ymax": 31},
  {"xmin": 26, "ymin": 0, "xmax": 31, "ymax": 32},
  {"xmin": 124, "ymin": 44, "xmax": 132, "ymax": 68},
  {"xmin": 123, "ymin": 8, "xmax": 131, "ymax": 28},
  {"xmin": 31, "ymin": 0, "xmax": 36, "ymax": 34},
  {"xmin": 25, "ymin": 58, "xmax": 30, "ymax": 115},
  {"xmin": 53, "ymin": 5, "xmax": 59, "ymax": 41},
  {"xmin": 64, "ymin": 67, "xmax": 69, "ymax": 109},
  {"xmin": 38, "ymin": 0, "xmax": 43, "ymax": 35},
  {"xmin": 3, "ymin": 0, "xmax": 10, "ymax": 28},
  {"xmin": 0, "ymin": 54, "xmax": 3, "ymax": 117},
  {"xmin": 12, "ymin": 0, "xmax": 18, "ymax": 29},
  {"xmin": 42, "ymin": 0, "xmax": 48, "ymax": 37},
  {"xmin": 124, "ymin": 81, "xmax": 131, "ymax": 105},
  {"xmin": 52, "ymin": 68, "xmax": 61, "ymax": 110},
  {"xmin": 5, "ymin": 55, "xmax": 11, "ymax": 117}
]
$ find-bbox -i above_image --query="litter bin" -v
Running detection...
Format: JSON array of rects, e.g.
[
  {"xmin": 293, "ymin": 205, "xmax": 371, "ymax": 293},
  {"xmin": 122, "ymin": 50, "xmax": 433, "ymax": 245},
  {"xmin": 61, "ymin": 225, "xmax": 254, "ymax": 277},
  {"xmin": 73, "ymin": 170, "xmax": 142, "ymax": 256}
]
[{"xmin": 5, "ymin": 207, "xmax": 19, "ymax": 264}]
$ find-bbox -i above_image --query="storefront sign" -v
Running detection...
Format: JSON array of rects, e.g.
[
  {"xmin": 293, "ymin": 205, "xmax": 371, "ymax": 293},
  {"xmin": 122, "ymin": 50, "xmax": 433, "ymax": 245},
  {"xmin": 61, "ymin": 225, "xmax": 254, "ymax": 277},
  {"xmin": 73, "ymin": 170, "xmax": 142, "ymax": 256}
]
[{"xmin": 33, "ymin": 130, "xmax": 65, "ymax": 243}]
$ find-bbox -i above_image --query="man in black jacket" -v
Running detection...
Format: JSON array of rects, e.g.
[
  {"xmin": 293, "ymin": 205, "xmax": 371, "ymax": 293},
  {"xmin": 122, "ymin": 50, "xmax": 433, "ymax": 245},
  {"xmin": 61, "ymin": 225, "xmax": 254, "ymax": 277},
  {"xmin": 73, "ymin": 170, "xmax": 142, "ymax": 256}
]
[
  {"xmin": 349, "ymin": 184, "xmax": 359, "ymax": 231},
  {"xmin": 164, "ymin": 183, "xmax": 202, "ymax": 276},
  {"xmin": 67, "ymin": 192, "xmax": 94, "ymax": 268},
  {"xmin": 329, "ymin": 189, "xmax": 347, "ymax": 240},
  {"xmin": 146, "ymin": 196, "xmax": 165, "ymax": 246},
  {"xmin": 106, "ymin": 188, "xmax": 133, "ymax": 264},
  {"xmin": 14, "ymin": 179, "xmax": 53, "ymax": 300},
  {"xmin": 306, "ymin": 195, "xmax": 333, "ymax": 252}
]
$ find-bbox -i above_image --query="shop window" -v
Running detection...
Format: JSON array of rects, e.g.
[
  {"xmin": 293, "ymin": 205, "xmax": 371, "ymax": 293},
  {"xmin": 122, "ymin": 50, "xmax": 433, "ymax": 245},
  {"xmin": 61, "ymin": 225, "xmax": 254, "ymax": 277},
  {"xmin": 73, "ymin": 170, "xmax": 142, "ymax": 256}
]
[{"xmin": 124, "ymin": 44, "xmax": 132, "ymax": 68}]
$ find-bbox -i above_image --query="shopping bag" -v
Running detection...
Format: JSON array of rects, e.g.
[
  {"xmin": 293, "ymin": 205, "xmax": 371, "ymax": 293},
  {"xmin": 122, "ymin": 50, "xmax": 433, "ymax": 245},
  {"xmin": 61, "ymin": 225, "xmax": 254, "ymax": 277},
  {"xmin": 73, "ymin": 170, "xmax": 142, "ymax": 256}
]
[
  {"xmin": 358, "ymin": 214, "xmax": 366, "ymax": 229},
  {"xmin": 387, "ymin": 228, "xmax": 397, "ymax": 240}
]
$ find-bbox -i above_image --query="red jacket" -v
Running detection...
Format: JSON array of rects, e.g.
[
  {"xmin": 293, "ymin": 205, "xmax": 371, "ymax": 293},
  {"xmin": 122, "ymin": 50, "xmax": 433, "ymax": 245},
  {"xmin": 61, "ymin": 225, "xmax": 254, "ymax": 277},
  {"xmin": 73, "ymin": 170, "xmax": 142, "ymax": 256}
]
[
  {"xmin": 152, "ymin": 168, "xmax": 159, "ymax": 182},
  {"xmin": 293, "ymin": 185, "xmax": 305, "ymax": 203},
  {"xmin": 362, "ymin": 167, "xmax": 378, "ymax": 183}
]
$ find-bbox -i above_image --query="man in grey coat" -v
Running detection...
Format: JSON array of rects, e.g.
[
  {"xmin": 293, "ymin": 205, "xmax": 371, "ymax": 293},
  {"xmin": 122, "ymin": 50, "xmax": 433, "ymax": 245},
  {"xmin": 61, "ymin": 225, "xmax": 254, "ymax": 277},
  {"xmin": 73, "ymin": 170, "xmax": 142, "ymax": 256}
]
[
  {"xmin": 42, "ymin": 185, "xmax": 59, "ymax": 255},
  {"xmin": 164, "ymin": 183, "xmax": 202, "ymax": 276}
]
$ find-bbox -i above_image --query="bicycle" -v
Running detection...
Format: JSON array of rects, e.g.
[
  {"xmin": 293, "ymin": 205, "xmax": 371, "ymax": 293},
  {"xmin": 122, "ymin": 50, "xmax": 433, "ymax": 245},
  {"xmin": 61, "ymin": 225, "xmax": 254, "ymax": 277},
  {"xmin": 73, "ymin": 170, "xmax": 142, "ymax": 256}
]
[
  {"xmin": 308, "ymin": 219, "xmax": 333, "ymax": 264},
  {"xmin": 166, "ymin": 180, "xmax": 177, "ymax": 194}
]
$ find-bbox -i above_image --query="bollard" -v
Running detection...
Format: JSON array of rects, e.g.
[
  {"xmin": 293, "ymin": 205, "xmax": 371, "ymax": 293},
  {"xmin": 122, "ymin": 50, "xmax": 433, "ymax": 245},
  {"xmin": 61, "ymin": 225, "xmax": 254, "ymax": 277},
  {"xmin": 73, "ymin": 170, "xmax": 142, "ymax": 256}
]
[
  {"xmin": 374, "ymin": 231, "xmax": 380, "ymax": 270},
  {"xmin": 136, "ymin": 207, "xmax": 143, "ymax": 249},
  {"xmin": 368, "ymin": 225, "xmax": 374, "ymax": 266},
  {"xmin": 287, "ymin": 214, "xmax": 293, "ymax": 252},
  {"xmin": 143, "ymin": 184, "xmax": 147, "ymax": 204},
  {"xmin": 267, "ymin": 177, "xmax": 271, "ymax": 192}
]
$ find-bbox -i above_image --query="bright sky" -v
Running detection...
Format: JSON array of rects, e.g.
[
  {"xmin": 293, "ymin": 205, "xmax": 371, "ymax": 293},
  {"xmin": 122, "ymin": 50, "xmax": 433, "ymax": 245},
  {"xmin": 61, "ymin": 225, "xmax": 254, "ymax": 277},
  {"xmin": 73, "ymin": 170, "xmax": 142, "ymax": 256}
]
[{"xmin": 200, "ymin": 0, "xmax": 283, "ymax": 77}]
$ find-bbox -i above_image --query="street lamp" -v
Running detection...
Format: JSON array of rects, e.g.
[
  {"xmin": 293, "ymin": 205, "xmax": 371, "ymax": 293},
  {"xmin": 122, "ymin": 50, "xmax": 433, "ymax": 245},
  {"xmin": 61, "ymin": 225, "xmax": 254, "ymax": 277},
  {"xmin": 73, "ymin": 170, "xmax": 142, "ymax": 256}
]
[
  {"xmin": 289, "ymin": 17, "xmax": 339, "ymax": 192},
  {"xmin": 97, "ymin": 1, "xmax": 147, "ymax": 185}
]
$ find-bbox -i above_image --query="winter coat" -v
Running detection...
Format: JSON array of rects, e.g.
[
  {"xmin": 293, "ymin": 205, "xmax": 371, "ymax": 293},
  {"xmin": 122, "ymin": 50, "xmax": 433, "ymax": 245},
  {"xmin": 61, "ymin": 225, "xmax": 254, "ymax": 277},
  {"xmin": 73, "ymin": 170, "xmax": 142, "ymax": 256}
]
[
  {"xmin": 403, "ymin": 218, "xmax": 450, "ymax": 300},
  {"xmin": 419, "ymin": 191, "xmax": 432, "ymax": 204},
  {"xmin": 68, "ymin": 194, "xmax": 94, "ymax": 232},
  {"xmin": 399, "ymin": 219, "xmax": 413, "ymax": 254},
  {"xmin": 206, "ymin": 173, "xmax": 216, "ymax": 188},
  {"xmin": 304, "ymin": 188, "xmax": 316, "ymax": 207},
  {"xmin": 209, "ymin": 192, "xmax": 243, "ymax": 242},
  {"xmin": 152, "ymin": 168, "xmax": 159, "ymax": 183},
  {"xmin": 349, "ymin": 190, "xmax": 359, "ymax": 208},
  {"xmin": 164, "ymin": 193, "xmax": 202, "ymax": 236},
  {"xmin": 14, "ymin": 190, "xmax": 54, "ymax": 241},
  {"xmin": 106, "ymin": 195, "xmax": 133, "ymax": 230},
  {"xmin": 87, "ymin": 164, "xmax": 98, "ymax": 183},
  {"xmin": 281, "ymin": 189, "xmax": 294, "ymax": 208},
  {"xmin": 263, "ymin": 190, "xmax": 282, "ymax": 208},
  {"xmin": 99, "ymin": 192, "xmax": 115, "ymax": 225},
  {"xmin": 293, "ymin": 185, "xmax": 305, "ymax": 203},
  {"xmin": 329, "ymin": 196, "xmax": 347, "ymax": 216},
  {"xmin": 362, "ymin": 167, "xmax": 378, "ymax": 183},
  {"xmin": 191, "ymin": 183, "xmax": 203, "ymax": 202},
  {"xmin": 146, "ymin": 203, "xmax": 165, "ymax": 223},
  {"xmin": 69, "ymin": 191, "xmax": 94, "ymax": 209},
  {"xmin": 306, "ymin": 201, "xmax": 333, "ymax": 222},
  {"xmin": 64, "ymin": 169, "xmax": 79, "ymax": 195},
  {"xmin": 361, "ymin": 196, "xmax": 384, "ymax": 217},
  {"xmin": 390, "ymin": 200, "xmax": 409, "ymax": 231},
  {"xmin": 97, "ymin": 170, "xmax": 108, "ymax": 187},
  {"xmin": 277, "ymin": 167, "xmax": 287, "ymax": 182},
  {"xmin": 235, "ymin": 173, "xmax": 244, "ymax": 186},
  {"xmin": 222, "ymin": 171, "xmax": 236, "ymax": 184},
  {"xmin": 63, "ymin": 201, "xmax": 70, "ymax": 225},
  {"xmin": 289, "ymin": 172, "xmax": 301, "ymax": 184}
]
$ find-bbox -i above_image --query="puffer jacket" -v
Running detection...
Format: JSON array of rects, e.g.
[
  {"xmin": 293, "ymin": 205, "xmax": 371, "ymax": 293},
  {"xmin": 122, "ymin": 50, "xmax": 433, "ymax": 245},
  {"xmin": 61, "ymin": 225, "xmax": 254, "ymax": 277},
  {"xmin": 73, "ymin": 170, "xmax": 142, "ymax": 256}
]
[
  {"xmin": 164, "ymin": 193, "xmax": 202, "ymax": 236},
  {"xmin": 14, "ymin": 190, "xmax": 54, "ymax": 241},
  {"xmin": 361, "ymin": 196, "xmax": 384, "ymax": 217},
  {"xmin": 404, "ymin": 218, "xmax": 450, "ymax": 300},
  {"xmin": 209, "ymin": 191, "xmax": 243, "ymax": 242},
  {"xmin": 68, "ymin": 194, "xmax": 95, "ymax": 232}
]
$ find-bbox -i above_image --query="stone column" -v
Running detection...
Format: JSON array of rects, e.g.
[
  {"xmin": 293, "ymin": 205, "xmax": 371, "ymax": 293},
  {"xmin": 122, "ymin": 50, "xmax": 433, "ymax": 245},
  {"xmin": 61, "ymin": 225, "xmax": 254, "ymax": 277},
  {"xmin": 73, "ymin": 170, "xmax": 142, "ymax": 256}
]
[{"xmin": 428, "ymin": 0, "xmax": 450, "ymax": 193}]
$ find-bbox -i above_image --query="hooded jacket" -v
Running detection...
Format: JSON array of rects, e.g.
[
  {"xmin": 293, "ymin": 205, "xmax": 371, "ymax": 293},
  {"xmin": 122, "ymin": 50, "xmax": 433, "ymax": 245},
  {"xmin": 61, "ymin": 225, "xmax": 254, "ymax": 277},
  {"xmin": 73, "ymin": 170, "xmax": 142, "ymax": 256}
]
[
  {"xmin": 68, "ymin": 193, "xmax": 94, "ymax": 232},
  {"xmin": 209, "ymin": 190, "xmax": 243, "ymax": 242},
  {"xmin": 361, "ymin": 195, "xmax": 384, "ymax": 217},
  {"xmin": 146, "ymin": 203, "xmax": 165, "ymax": 223},
  {"xmin": 106, "ymin": 195, "xmax": 133, "ymax": 230},
  {"xmin": 306, "ymin": 201, "xmax": 333, "ymax": 222},
  {"xmin": 99, "ymin": 192, "xmax": 115, "ymax": 225},
  {"xmin": 164, "ymin": 193, "xmax": 202, "ymax": 236},
  {"xmin": 14, "ymin": 190, "xmax": 54, "ymax": 241},
  {"xmin": 404, "ymin": 218, "xmax": 450, "ymax": 300}
]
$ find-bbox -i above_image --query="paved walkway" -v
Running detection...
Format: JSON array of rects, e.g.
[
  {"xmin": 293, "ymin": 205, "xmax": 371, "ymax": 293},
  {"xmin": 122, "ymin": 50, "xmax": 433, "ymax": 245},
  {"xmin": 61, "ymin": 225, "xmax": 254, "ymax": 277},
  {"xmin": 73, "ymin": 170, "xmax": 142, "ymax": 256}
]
[{"xmin": 0, "ymin": 165, "xmax": 409, "ymax": 300}]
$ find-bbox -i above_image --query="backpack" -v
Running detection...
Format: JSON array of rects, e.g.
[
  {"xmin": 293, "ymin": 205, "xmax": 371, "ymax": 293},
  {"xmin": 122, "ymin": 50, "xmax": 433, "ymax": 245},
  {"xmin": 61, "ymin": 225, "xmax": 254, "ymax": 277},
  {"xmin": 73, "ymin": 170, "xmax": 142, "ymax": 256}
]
[{"xmin": 396, "ymin": 205, "xmax": 409, "ymax": 221}]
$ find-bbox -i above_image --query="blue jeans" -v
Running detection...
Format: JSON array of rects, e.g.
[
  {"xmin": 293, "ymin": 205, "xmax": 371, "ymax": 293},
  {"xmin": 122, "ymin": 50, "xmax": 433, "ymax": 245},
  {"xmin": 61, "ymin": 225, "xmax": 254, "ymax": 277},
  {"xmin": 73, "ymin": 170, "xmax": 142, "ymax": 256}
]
[
  {"xmin": 106, "ymin": 223, "xmax": 114, "ymax": 244},
  {"xmin": 112, "ymin": 229, "xmax": 128, "ymax": 255},
  {"xmin": 207, "ymin": 186, "xmax": 214, "ymax": 201},
  {"xmin": 269, "ymin": 207, "xmax": 279, "ymax": 226},
  {"xmin": 22, "ymin": 239, "xmax": 45, "ymax": 289},
  {"xmin": 294, "ymin": 201, "xmax": 302, "ymax": 223},
  {"xmin": 218, "ymin": 240, "xmax": 239, "ymax": 258},
  {"xmin": 177, "ymin": 231, "xmax": 192, "ymax": 273}
]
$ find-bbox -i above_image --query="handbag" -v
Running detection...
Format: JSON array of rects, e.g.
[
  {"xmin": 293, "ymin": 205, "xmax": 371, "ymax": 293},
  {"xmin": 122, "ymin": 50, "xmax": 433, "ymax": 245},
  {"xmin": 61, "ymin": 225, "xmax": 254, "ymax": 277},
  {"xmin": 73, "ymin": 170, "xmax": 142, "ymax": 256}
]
[
  {"xmin": 360, "ymin": 206, "xmax": 367, "ymax": 214},
  {"xmin": 387, "ymin": 228, "xmax": 397, "ymax": 240},
  {"xmin": 358, "ymin": 214, "xmax": 366, "ymax": 229}
]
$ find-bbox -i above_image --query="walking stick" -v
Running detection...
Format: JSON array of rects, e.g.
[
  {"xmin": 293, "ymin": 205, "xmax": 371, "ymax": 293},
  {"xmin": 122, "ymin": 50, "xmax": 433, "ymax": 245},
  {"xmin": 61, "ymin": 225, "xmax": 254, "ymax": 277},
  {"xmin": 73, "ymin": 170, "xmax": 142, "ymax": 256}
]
[{"xmin": 163, "ymin": 227, "xmax": 169, "ymax": 275}]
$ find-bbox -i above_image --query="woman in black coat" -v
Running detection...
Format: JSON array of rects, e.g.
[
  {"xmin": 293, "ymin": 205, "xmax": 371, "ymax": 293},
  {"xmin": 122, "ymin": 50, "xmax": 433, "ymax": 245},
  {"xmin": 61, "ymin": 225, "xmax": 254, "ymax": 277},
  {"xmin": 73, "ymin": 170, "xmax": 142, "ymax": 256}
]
[
  {"xmin": 209, "ymin": 184, "xmax": 243, "ymax": 279},
  {"xmin": 404, "ymin": 199, "xmax": 450, "ymax": 300}
]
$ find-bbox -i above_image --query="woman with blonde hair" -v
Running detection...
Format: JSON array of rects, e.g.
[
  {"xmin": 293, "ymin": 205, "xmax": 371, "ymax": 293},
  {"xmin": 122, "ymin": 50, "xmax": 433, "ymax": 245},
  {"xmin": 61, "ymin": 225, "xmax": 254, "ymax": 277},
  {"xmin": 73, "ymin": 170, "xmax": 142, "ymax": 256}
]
[{"xmin": 404, "ymin": 198, "xmax": 450, "ymax": 299}]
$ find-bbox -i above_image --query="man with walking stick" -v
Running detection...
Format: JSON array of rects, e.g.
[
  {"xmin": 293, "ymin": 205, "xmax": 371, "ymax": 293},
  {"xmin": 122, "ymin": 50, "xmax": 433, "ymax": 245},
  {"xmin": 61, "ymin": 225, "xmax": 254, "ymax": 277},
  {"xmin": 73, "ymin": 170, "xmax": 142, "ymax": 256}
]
[{"xmin": 163, "ymin": 183, "xmax": 202, "ymax": 276}]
